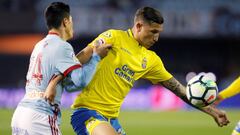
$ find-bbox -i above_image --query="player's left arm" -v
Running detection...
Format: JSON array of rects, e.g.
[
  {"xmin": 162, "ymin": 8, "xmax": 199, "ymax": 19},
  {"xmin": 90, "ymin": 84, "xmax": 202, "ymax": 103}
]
[
  {"xmin": 44, "ymin": 74, "xmax": 64, "ymax": 104},
  {"xmin": 47, "ymin": 53, "xmax": 100, "ymax": 94},
  {"xmin": 44, "ymin": 54, "xmax": 100, "ymax": 95},
  {"xmin": 160, "ymin": 77, "xmax": 230, "ymax": 127},
  {"xmin": 64, "ymin": 51, "xmax": 106, "ymax": 92}
]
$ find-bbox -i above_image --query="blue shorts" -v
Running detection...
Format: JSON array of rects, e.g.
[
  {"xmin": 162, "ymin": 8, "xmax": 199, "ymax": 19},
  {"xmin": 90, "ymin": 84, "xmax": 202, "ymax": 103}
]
[{"xmin": 71, "ymin": 108, "xmax": 126, "ymax": 135}]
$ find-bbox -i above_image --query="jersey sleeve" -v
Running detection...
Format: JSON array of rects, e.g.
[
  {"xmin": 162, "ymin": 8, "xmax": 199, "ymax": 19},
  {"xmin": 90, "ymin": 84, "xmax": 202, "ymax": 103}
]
[
  {"xmin": 142, "ymin": 53, "xmax": 172, "ymax": 84},
  {"xmin": 64, "ymin": 53, "xmax": 101, "ymax": 92},
  {"xmin": 88, "ymin": 29, "xmax": 116, "ymax": 48},
  {"xmin": 55, "ymin": 43, "xmax": 81, "ymax": 77},
  {"xmin": 219, "ymin": 77, "xmax": 240, "ymax": 99}
]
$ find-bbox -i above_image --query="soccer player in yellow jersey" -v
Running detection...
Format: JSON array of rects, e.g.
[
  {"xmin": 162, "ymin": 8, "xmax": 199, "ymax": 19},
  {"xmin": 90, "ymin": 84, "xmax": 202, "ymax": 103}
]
[
  {"xmin": 48, "ymin": 7, "xmax": 230, "ymax": 135},
  {"xmin": 214, "ymin": 77, "xmax": 240, "ymax": 135}
]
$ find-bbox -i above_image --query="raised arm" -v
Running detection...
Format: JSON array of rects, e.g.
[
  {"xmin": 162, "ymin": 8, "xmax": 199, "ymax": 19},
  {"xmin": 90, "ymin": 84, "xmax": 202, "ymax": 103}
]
[
  {"xmin": 160, "ymin": 77, "xmax": 230, "ymax": 127},
  {"xmin": 45, "ymin": 44, "xmax": 112, "ymax": 102},
  {"xmin": 77, "ymin": 29, "xmax": 115, "ymax": 64},
  {"xmin": 76, "ymin": 46, "xmax": 93, "ymax": 64}
]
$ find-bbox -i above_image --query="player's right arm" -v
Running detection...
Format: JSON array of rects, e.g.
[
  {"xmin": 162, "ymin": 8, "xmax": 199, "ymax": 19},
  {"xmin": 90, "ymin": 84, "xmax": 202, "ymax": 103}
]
[
  {"xmin": 76, "ymin": 29, "xmax": 115, "ymax": 64},
  {"xmin": 214, "ymin": 77, "xmax": 240, "ymax": 106}
]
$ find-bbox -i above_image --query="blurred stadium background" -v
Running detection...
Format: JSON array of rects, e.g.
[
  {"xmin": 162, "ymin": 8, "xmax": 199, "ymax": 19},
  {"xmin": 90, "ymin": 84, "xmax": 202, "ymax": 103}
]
[{"xmin": 0, "ymin": 0, "xmax": 240, "ymax": 134}]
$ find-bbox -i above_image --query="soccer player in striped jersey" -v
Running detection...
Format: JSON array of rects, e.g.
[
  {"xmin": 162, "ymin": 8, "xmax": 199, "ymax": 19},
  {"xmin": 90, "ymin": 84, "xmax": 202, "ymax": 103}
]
[
  {"xmin": 11, "ymin": 2, "xmax": 110, "ymax": 135},
  {"xmin": 214, "ymin": 77, "xmax": 240, "ymax": 135}
]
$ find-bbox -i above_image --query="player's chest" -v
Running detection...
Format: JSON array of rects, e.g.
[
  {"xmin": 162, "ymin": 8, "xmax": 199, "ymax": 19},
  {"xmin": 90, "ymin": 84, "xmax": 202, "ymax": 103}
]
[{"xmin": 109, "ymin": 42, "xmax": 150, "ymax": 75}]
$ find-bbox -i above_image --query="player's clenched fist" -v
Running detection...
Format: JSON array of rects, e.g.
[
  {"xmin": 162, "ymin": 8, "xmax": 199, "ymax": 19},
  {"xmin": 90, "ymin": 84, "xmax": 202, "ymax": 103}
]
[{"xmin": 208, "ymin": 106, "xmax": 230, "ymax": 127}]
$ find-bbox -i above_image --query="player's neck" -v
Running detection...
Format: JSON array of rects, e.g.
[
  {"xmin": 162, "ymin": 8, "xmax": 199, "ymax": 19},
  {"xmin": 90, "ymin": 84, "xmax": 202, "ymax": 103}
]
[{"xmin": 131, "ymin": 27, "xmax": 141, "ymax": 44}]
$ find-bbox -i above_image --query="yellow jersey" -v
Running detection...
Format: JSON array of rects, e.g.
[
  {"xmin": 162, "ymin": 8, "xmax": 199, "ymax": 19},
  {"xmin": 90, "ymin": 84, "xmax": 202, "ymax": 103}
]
[{"xmin": 71, "ymin": 29, "xmax": 172, "ymax": 118}]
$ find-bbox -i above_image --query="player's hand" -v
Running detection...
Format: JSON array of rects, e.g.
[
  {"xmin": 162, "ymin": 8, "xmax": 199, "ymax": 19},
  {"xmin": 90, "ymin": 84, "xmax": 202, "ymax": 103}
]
[
  {"xmin": 213, "ymin": 110, "xmax": 230, "ymax": 127},
  {"xmin": 44, "ymin": 87, "xmax": 56, "ymax": 104},
  {"xmin": 93, "ymin": 44, "xmax": 112, "ymax": 58},
  {"xmin": 209, "ymin": 106, "xmax": 230, "ymax": 127}
]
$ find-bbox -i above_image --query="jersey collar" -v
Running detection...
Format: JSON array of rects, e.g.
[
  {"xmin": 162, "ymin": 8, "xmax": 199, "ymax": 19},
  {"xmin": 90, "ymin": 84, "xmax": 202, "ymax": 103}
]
[
  {"xmin": 127, "ymin": 29, "xmax": 134, "ymax": 38},
  {"xmin": 127, "ymin": 29, "xmax": 142, "ymax": 47},
  {"xmin": 48, "ymin": 32, "xmax": 60, "ymax": 36}
]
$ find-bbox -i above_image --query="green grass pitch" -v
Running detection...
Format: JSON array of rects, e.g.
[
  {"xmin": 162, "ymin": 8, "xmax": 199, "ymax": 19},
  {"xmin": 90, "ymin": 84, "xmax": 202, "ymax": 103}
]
[{"xmin": 1, "ymin": 109, "xmax": 239, "ymax": 135}]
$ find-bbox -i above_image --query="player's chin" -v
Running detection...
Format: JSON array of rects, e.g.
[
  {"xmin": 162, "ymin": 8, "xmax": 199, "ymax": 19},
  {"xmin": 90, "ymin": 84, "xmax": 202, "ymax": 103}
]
[{"xmin": 68, "ymin": 34, "xmax": 74, "ymax": 40}]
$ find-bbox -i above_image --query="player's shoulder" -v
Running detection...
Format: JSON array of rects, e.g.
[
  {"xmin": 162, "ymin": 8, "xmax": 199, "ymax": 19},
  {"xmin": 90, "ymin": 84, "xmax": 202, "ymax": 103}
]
[
  {"xmin": 145, "ymin": 49, "xmax": 158, "ymax": 57},
  {"xmin": 145, "ymin": 49, "xmax": 163, "ymax": 62},
  {"xmin": 46, "ymin": 35, "xmax": 71, "ymax": 47},
  {"xmin": 102, "ymin": 29, "xmax": 126, "ymax": 37},
  {"xmin": 104, "ymin": 29, "xmax": 124, "ymax": 33},
  {"xmin": 52, "ymin": 39, "xmax": 73, "ymax": 52},
  {"xmin": 50, "ymin": 36, "xmax": 72, "ymax": 47}
]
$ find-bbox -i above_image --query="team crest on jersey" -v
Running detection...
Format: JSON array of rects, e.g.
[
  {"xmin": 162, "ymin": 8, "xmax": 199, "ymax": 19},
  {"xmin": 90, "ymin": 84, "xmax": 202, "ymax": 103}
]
[
  {"xmin": 142, "ymin": 57, "xmax": 147, "ymax": 69},
  {"xmin": 102, "ymin": 31, "xmax": 112, "ymax": 38},
  {"xmin": 94, "ymin": 38, "xmax": 105, "ymax": 47}
]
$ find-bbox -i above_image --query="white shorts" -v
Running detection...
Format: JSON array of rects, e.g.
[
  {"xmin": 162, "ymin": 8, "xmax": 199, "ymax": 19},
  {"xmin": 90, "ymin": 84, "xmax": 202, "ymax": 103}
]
[{"xmin": 11, "ymin": 106, "xmax": 61, "ymax": 135}]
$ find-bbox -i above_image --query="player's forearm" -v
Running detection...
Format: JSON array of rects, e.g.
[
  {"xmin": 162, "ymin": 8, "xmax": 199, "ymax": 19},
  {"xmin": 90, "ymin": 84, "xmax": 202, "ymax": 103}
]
[
  {"xmin": 160, "ymin": 77, "xmax": 189, "ymax": 103},
  {"xmin": 76, "ymin": 46, "xmax": 93, "ymax": 64},
  {"xmin": 160, "ymin": 77, "xmax": 214, "ymax": 114},
  {"xmin": 200, "ymin": 105, "xmax": 220, "ymax": 117},
  {"xmin": 50, "ymin": 75, "xmax": 63, "ymax": 86},
  {"xmin": 70, "ymin": 52, "xmax": 100, "ymax": 88},
  {"xmin": 44, "ymin": 74, "xmax": 63, "ymax": 102}
]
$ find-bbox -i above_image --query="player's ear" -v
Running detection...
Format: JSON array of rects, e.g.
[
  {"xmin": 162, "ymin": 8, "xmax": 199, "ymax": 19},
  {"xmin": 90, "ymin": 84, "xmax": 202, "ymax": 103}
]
[
  {"xmin": 62, "ymin": 18, "xmax": 68, "ymax": 28},
  {"xmin": 136, "ymin": 22, "xmax": 143, "ymax": 33}
]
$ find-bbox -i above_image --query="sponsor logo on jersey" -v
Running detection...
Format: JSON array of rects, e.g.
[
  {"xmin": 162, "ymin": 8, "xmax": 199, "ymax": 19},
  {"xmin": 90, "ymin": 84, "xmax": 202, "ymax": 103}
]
[
  {"xmin": 142, "ymin": 57, "xmax": 147, "ymax": 69},
  {"xmin": 114, "ymin": 64, "xmax": 135, "ymax": 85},
  {"xmin": 102, "ymin": 31, "xmax": 112, "ymax": 38}
]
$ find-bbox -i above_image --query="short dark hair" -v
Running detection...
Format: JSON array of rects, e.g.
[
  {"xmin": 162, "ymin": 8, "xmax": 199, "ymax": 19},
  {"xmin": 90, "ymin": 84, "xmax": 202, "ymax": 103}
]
[
  {"xmin": 135, "ymin": 7, "xmax": 164, "ymax": 24},
  {"xmin": 44, "ymin": 2, "xmax": 70, "ymax": 29}
]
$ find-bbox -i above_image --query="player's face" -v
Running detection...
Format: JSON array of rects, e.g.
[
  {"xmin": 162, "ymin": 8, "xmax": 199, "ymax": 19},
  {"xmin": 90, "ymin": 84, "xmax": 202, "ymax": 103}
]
[
  {"xmin": 64, "ymin": 16, "xmax": 74, "ymax": 40},
  {"xmin": 138, "ymin": 22, "xmax": 163, "ymax": 49}
]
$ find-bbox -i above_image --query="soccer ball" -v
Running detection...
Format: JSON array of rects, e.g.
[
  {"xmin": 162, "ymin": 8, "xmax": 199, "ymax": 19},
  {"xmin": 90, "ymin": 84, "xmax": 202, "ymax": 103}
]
[{"xmin": 186, "ymin": 75, "xmax": 218, "ymax": 107}]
